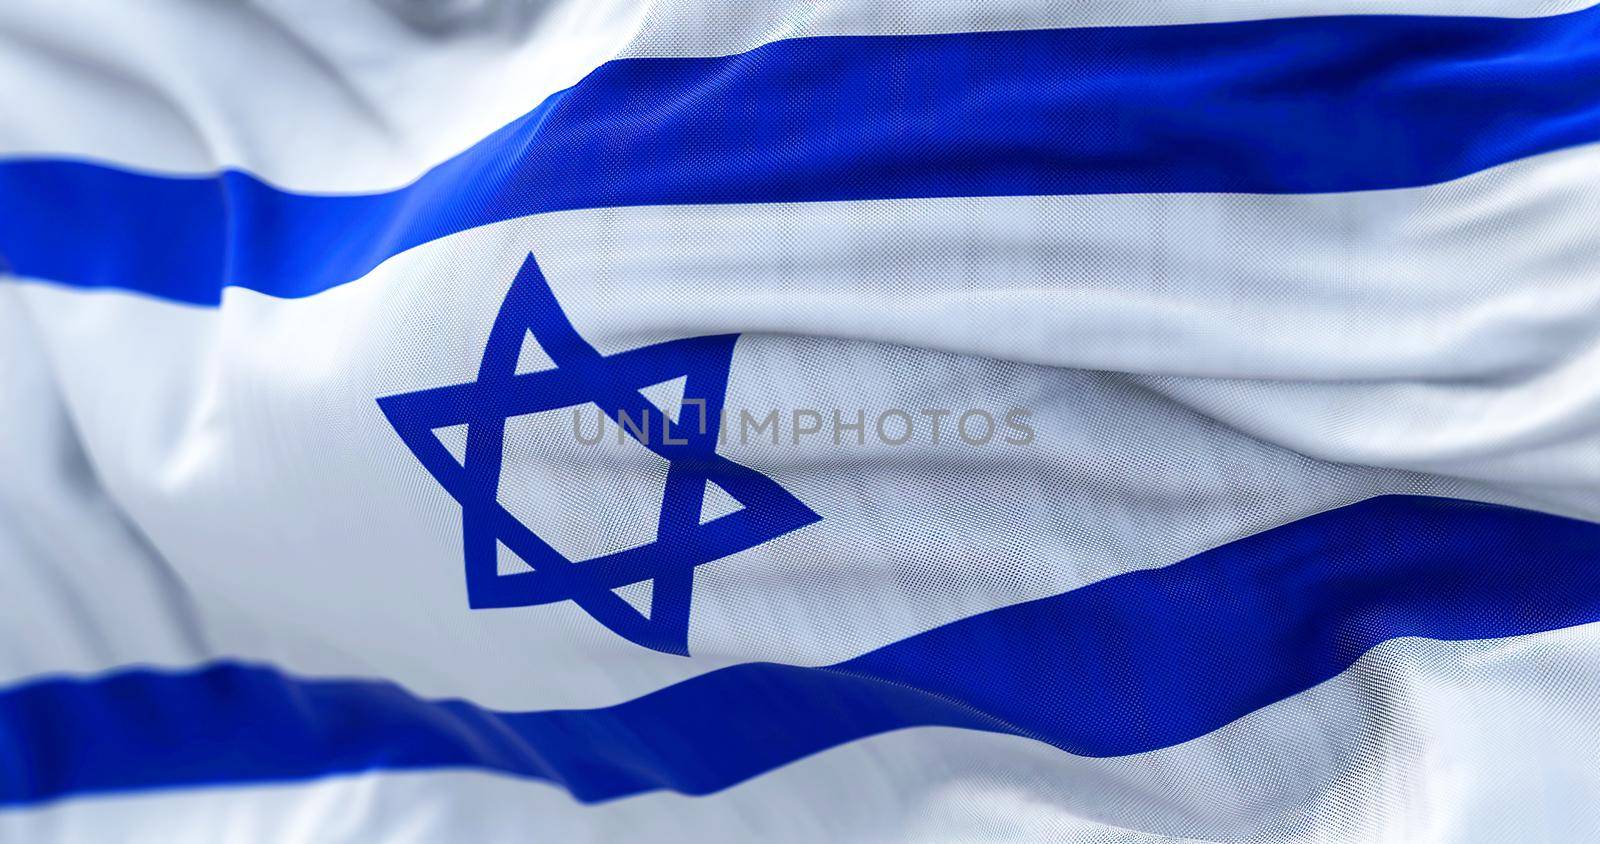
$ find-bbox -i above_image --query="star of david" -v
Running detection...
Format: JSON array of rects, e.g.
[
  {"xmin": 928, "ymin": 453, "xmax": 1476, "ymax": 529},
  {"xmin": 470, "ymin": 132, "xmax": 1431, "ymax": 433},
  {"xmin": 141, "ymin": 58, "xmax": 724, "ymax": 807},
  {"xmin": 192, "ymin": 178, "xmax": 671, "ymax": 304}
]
[{"xmin": 377, "ymin": 253, "xmax": 820, "ymax": 655}]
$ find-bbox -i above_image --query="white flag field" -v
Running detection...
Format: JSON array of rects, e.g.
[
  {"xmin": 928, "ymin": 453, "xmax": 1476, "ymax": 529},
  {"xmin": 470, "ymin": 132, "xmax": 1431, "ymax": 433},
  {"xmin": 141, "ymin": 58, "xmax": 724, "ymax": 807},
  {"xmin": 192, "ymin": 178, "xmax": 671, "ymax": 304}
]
[{"xmin": 6, "ymin": 1, "xmax": 1600, "ymax": 841}]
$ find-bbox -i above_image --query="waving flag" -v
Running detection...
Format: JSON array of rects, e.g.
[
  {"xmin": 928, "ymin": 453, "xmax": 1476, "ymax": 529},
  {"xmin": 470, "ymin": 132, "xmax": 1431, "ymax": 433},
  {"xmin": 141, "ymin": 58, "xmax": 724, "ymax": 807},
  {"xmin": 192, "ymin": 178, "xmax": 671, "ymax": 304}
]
[{"xmin": 5, "ymin": 1, "xmax": 1600, "ymax": 840}]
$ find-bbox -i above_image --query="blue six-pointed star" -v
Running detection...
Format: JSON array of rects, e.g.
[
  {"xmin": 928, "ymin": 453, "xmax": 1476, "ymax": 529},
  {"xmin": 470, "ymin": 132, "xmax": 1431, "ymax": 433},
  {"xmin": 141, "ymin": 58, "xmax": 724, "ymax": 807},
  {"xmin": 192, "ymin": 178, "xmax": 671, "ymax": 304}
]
[{"xmin": 378, "ymin": 254, "xmax": 820, "ymax": 655}]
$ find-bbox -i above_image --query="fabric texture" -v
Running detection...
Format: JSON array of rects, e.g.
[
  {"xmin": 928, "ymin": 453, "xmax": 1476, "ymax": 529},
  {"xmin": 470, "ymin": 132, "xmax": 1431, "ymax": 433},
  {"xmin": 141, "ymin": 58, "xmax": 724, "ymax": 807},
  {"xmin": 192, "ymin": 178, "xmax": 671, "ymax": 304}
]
[{"xmin": 4, "ymin": 1, "xmax": 1600, "ymax": 841}]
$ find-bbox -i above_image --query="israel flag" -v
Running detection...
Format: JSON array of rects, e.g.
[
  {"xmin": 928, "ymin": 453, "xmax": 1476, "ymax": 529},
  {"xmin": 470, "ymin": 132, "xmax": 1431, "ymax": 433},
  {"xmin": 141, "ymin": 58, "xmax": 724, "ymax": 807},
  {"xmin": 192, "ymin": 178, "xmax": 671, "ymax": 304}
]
[{"xmin": 5, "ymin": 1, "xmax": 1600, "ymax": 840}]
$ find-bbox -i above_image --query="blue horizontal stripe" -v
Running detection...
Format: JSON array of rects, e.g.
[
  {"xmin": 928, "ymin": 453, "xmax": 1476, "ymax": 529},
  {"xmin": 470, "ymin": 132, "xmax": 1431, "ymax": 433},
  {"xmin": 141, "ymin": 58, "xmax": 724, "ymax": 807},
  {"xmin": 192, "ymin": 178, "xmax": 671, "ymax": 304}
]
[
  {"xmin": 4, "ymin": 10, "xmax": 1600, "ymax": 305},
  {"xmin": 6, "ymin": 495, "xmax": 1600, "ymax": 807}
]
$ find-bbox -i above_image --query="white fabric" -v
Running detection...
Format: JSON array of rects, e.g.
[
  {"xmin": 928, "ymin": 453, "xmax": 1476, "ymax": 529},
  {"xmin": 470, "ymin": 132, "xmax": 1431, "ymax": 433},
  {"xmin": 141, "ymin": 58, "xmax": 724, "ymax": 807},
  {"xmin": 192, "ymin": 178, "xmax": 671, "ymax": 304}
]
[
  {"xmin": 15, "ymin": 139, "xmax": 1600, "ymax": 700},
  {"xmin": 6, "ymin": 1, "xmax": 1600, "ymax": 841}
]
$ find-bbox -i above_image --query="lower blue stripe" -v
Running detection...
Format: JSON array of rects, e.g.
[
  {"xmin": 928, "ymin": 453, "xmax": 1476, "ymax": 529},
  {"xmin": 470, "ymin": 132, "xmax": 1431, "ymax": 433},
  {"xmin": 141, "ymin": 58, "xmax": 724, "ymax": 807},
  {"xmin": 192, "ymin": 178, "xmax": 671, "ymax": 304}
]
[
  {"xmin": 5, "ymin": 10, "xmax": 1600, "ymax": 304},
  {"xmin": 5, "ymin": 495, "xmax": 1600, "ymax": 806}
]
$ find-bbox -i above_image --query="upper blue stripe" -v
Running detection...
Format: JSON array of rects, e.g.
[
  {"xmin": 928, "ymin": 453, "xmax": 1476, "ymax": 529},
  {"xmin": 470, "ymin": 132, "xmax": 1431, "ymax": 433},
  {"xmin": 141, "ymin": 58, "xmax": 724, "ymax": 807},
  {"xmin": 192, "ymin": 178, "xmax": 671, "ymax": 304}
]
[
  {"xmin": 6, "ymin": 495, "xmax": 1600, "ymax": 807},
  {"xmin": 4, "ymin": 10, "xmax": 1600, "ymax": 304}
]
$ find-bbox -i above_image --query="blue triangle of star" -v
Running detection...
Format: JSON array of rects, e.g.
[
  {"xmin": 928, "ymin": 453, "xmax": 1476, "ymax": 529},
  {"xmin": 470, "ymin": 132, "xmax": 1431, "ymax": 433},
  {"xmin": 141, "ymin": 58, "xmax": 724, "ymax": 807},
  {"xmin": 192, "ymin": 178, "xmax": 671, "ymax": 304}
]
[{"xmin": 377, "ymin": 253, "xmax": 820, "ymax": 655}]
